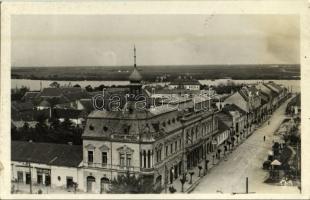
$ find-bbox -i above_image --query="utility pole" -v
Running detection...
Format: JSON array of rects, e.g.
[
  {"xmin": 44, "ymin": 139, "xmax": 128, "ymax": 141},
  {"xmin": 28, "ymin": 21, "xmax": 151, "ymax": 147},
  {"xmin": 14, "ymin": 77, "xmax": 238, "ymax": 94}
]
[
  {"xmin": 164, "ymin": 164, "xmax": 167, "ymax": 193},
  {"xmin": 28, "ymin": 162, "xmax": 32, "ymax": 194},
  {"xmin": 246, "ymin": 177, "xmax": 249, "ymax": 194}
]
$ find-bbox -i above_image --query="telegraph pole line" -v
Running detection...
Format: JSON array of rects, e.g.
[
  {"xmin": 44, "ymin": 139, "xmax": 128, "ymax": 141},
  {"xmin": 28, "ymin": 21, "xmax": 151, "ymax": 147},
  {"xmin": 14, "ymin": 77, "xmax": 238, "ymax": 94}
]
[{"xmin": 28, "ymin": 161, "xmax": 32, "ymax": 194}]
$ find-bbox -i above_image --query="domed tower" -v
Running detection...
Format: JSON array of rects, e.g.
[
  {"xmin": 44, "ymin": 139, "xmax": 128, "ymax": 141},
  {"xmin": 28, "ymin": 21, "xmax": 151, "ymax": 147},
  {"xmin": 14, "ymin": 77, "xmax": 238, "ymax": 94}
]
[{"xmin": 128, "ymin": 45, "xmax": 143, "ymax": 97}]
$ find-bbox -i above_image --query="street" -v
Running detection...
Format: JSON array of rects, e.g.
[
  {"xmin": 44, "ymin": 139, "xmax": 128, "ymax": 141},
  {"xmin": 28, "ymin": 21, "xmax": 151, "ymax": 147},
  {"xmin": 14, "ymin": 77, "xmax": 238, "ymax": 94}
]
[{"xmin": 192, "ymin": 98, "xmax": 300, "ymax": 194}]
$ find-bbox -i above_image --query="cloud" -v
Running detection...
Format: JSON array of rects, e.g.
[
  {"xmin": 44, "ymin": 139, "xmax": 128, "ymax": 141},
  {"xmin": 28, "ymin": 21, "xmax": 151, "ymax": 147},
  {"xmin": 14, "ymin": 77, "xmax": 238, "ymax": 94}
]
[{"xmin": 11, "ymin": 15, "xmax": 300, "ymax": 67}]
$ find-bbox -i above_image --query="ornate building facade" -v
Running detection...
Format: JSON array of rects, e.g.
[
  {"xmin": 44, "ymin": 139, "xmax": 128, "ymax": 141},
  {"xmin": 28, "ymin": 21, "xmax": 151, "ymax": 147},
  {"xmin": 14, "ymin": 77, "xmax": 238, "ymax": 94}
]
[{"xmin": 80, "ymin": 47, "xmax": 219, "ymax": 193}]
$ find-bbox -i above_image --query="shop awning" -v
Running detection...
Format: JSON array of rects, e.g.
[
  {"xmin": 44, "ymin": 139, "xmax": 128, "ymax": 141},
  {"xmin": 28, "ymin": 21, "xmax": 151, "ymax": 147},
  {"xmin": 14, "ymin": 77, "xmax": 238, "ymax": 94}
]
[{"xmin": 271, "ymin": 159, "xmax": 282, "ymax": 166}]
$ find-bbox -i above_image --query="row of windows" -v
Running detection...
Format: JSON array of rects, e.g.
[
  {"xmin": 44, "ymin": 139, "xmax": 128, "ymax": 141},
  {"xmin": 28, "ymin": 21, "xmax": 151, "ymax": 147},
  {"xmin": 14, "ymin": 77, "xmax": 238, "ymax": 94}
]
[
  {"xmin": 120, "ymin": 153, "xmax": 132, "ymax": 167},
  {"xmin": 185, "ymin": 121, "xmax": 216, "ymax": 144},
  {"xmin": 155, "ymin": 138, "xmax": 182, "ymax": 163},
  {"xmin": 87, "ymin": 150, "xmax": 132, "ymax": 167},
  {"xmin": 141, "ymin": 150, "xmax": 152, "ymax": 168}
]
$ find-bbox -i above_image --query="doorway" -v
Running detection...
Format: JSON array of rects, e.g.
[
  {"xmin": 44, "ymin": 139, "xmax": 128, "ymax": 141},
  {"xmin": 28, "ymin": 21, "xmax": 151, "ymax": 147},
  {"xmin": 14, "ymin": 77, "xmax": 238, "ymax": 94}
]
[
  {"xmin": 86, "ymin": 176, "xmax": 96, "ymax": 193},
  {"xmin": 100, "ymin": 177, "xmax": 110, "ymax": 193}
]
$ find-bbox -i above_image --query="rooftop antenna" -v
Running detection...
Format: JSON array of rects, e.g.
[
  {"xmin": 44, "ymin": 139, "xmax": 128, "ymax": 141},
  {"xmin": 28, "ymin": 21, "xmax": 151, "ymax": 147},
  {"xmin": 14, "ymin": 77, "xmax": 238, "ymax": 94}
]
[{"xmin": 134, "ymin": 45, "xmax": 136, "ymax": 68}]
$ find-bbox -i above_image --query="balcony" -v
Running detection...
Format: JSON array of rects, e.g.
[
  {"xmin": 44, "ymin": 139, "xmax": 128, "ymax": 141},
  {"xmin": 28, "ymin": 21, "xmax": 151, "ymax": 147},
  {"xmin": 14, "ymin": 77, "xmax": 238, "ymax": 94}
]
[
  {"xmin": 140, "ymin": 167, "xmax": 155, "ymax": 173},
  {"xmin": 111, "ymin": 134, "xmax": 139, "ymax": 142},
  {"xmin": 84, "ymin": 162, "xmax": 141, "ymax": 172}
]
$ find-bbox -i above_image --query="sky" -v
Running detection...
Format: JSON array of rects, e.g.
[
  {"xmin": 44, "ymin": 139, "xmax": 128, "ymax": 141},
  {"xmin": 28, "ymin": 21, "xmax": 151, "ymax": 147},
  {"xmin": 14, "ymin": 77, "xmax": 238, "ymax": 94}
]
[{"xmin": 11, "ymin": 15, "xmax": 300, "ymax": 67}]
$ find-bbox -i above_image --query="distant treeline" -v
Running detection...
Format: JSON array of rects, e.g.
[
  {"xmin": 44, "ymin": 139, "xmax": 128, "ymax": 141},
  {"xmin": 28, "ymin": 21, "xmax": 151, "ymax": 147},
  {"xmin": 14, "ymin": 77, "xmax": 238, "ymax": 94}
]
[{"xmin": 12, "ymin": 64, "xmax": 300, "ymax": 81}]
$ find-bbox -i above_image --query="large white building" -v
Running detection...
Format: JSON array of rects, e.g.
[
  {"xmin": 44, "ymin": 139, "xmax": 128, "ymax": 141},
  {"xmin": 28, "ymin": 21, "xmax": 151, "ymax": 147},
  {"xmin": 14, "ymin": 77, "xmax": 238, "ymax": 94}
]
[{"xmin": 11, "ymin": 141, "xmax": 83, "ymax": 192}]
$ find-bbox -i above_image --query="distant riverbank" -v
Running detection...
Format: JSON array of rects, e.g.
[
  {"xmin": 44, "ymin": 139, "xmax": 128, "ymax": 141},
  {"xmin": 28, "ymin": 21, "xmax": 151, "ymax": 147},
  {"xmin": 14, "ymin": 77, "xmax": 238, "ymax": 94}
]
[
  {"xmin": 11, "ymin": 79, "xmax": 300, "ymax": 93},
  {"xmin": 11, "ymin": 64, "xmax": 300, "ymax": 82}
]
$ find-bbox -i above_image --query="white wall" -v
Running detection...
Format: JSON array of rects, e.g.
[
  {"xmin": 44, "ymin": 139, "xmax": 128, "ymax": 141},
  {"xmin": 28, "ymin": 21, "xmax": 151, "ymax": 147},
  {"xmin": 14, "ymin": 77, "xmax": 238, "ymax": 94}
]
[
  {"xmin": 11, "ymin": 161, "xmax": 82, "ymax": 190},
  {"xmin": 50, "ymin": 166, "xmax": 80, "ymax": 188}
]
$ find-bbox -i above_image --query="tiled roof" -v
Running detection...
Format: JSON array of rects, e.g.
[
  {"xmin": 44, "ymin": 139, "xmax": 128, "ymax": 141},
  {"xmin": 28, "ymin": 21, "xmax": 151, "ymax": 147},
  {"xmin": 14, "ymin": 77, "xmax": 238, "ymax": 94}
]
[
  {"xmin": 22, "ymin": 92, "xmax": 40, "ymax": 101},
  {"xmin": 238, "ymin": 86, "xmax": 260, "ymax": 101},
  {"xmin": 216, "ymin": 112, "xmax": 233, "ymax": 128},
  {"xmin": 39, "ymin": 87, "xmax": 88, "ymax": 101},
  {"xmin": 11, "ymin": 101, "xmax": 34, "ymax": 112},
  {"xmin": 11, "ymin": 141, "xmax": 83, "ymax": 167},
  {"xmin": 83, "ymin": 108, "xmax": 182, "ymax": 140},
  {"xmin": 264, "ymin": 82, "xmax": 283, "ymax": 94},
  {"xmin": 64, "ymin": 91, "xmax": 90, "ymax": 102},
  {"xmin": 39, "ymin": 88, "xmax": 64, "ymax": 97},
  {"xmin": 79, "ymin": 99, "xmax": 95, "ymax": 112},
  {"xmin": 222, "ymin": 104, "xmax": 247, "ymax": 115},
  {"xmin": 217, "ymin": 119, "xmax": 230, "ymax": 132}
]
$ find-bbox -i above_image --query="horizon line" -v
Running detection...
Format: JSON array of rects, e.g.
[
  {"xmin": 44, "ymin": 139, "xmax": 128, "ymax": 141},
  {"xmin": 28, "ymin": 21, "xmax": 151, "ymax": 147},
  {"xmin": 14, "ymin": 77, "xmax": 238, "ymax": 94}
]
[{"xmin": 12, "ymin": 63, "xmax": 301, "ymax": 68}]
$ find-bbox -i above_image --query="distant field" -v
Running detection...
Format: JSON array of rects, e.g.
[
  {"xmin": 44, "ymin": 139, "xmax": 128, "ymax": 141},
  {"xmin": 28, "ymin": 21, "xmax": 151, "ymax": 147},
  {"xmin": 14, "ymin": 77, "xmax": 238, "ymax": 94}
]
[{"xmin": 11, "ymin": 64, "xmax": 300, "ymax": 81}]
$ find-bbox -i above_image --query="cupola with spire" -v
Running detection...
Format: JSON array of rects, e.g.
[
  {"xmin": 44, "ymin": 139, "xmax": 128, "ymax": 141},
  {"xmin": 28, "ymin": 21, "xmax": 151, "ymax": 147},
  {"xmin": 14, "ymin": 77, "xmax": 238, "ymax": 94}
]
[
  {"xmin": 128, "ymin": 45, "xmax": 143, "ymax": 99},
  {"xmin": 129, "ymin": 45, "xmax": 143, "ymax": 83}
]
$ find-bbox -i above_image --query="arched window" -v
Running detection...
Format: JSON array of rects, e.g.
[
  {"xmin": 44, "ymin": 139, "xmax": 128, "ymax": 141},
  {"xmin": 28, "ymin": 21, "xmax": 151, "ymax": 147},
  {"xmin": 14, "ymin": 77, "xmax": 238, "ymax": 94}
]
[
  {"xmin": 143, "ymin": 150, "xmax": 147, "ymax": 168},
  {"xmin": 147, "ymin": 150, "xmax": 151, "ymax": 168}
]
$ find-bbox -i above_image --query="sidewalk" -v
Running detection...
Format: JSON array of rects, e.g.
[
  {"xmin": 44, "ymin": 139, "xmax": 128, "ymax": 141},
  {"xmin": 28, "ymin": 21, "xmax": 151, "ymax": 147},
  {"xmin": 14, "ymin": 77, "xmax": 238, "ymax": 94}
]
[
  {"xmin": 162, "ymin": 97, "xmax": 290, "ymax": 194},
  {"xmin": 11, "ymin": 183, "xmax": 85, "ymax": 194},
  {"xmin": 162, "ymin": 129, "xmax": 255, "ymax": 194}
]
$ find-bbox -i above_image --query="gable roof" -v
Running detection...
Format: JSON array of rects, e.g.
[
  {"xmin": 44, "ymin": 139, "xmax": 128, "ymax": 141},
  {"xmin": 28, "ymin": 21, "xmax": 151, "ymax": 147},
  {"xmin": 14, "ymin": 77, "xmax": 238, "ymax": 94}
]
[
  {"xmin": 39, "ymin": 88, "xmax": 64, "ymax": 97},
  {"xmin": 11, "ymin": 141, "xmax": 82, "ymax": 167},
  {"xmin": 264, "ymin": 82, "xmax": 283, "ymax": 94},
  {"xmin": 238, "ymin": 86, "xmax": 260, "ymax": 101},
  {"xmin": 79, "ymin": 99, "xmax": 95, "ymax": 112},
  {"xmin": 22, "ymin": 91, "xmax": 40, "ymax": 101},
  {"xmin": 39, "ymin": 87, "xmax": 88, "ymax": 100},
  {"xmin": 222, "ymin": 104, "xmax": 247, "ymax": 115}
]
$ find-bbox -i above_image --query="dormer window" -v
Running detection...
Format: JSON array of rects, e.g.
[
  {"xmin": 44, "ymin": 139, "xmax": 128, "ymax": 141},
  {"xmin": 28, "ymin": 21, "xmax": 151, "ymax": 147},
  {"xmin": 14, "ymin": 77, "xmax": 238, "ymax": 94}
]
[{"xmin": 89, "ymin": 124, "xmax": 94, "ymax": 131}]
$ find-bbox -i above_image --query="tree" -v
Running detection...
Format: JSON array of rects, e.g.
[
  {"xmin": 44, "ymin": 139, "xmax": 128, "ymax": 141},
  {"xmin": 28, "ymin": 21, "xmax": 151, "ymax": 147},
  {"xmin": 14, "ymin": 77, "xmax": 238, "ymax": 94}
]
[
  {"xmin": 61, "ymin": 118, "xmax": 73, "ymax": 130},
  {"xmin": 198, "ymin": 165, "xmax": 202, "ymax": 177},
  {"xmin": 73, "ymin": 84, "xmax": 81, "ymax": 88},
  {"xmin": 50, "ymin": 118, "xmax": 60, "ymax": 130},
  {"xmin": 85, "ymin": 85, "xmax": 93, "ymax": 92},
  {"xmin": 94, "ymin": 84, "xmax": 106, "ymax": 91},
  {"xmin": 189, "ymin": 171, "xmax": 194, "ymax": 184},
  {"xmin": 35, "ymin": 114, "xmax": 48, "ymax": 141},
  {"xmin": 108, "ymin": 171, "xmax": 154, "ymax": 193},
  {"xmin": 272, "ymin": 142, "xmax": 280, "ymax": 156},
  {"xmin": 180, "ymin": 175, "xmax": 186, "ymax": 192},
  {"xmin": 11, "ymin": 86, "xmax": 30, "ymax": 101},
  {"xmin": 49, "ymin": 81, "xmax": 60, "ymax": 88}
]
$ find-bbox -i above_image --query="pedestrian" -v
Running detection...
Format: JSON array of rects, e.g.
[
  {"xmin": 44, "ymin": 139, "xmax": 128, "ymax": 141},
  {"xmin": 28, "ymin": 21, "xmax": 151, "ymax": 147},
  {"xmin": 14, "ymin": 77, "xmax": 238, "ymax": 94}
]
[
  {"xmin": 268, "ymin": 121, "xmax": 270, "ymax": 125},
  {"xmin": 263, "ymin": 136, "xmax": 266, "ymax": 142}
]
